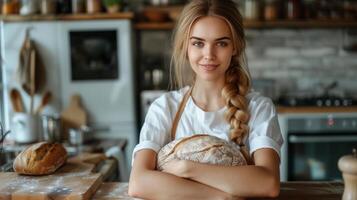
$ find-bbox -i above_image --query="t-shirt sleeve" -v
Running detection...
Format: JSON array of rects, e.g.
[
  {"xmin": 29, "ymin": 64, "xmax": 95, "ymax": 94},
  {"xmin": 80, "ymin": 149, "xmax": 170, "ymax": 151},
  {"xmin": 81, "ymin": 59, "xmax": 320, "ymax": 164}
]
[
  {"xmin": 248, "ymin": 96, "xmax": 284, "ymax": 158},
  {"xmin": 131, "ymin": 96, "xmax": 173, "ymax": 165}
]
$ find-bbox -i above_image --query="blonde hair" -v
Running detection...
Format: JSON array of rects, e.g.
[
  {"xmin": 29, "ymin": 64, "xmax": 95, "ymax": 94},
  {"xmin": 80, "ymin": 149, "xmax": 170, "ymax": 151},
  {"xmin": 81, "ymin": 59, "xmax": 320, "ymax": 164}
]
[{"xmin": 170, "ymin": 0, "xmax": 252, "ymax": 145}]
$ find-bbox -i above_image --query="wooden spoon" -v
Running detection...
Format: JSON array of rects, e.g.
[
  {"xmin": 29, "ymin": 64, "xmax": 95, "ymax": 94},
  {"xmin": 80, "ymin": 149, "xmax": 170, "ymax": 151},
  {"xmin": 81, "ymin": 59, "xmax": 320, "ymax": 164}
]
[
  {"xmin": 36, "ymin": 91, "xmax": 52, "ymax": 114},
  {"xmin": 10, "ymin": 89, "xmax": 25, "ymax": 113}
]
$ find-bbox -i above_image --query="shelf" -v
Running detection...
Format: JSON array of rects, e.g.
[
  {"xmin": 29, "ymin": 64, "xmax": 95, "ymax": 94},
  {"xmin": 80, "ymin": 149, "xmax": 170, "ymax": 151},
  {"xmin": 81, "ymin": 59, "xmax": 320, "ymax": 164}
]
[
  {"xmin": 0, "ymin": 12, "xmax": 134, "ymax": 22},
  {"xmin": 134, "ymin": 22, "xmax": 175, "ymax": 30},
  {"xmin": 135, "ymin": 19, "xmax": 357, "ymax": 30}
]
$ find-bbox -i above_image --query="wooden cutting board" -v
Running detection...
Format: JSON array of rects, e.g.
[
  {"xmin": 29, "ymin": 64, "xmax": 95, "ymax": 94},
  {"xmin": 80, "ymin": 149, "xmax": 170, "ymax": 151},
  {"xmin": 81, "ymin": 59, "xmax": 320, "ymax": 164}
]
[
  {"xmin": 0, "ymin": 161, "xmax": 102, "ymax": 200},
  {"xmin": 92, "ymin": 182, "xmax": 133, "ymax": 200},
  {"xmin": 61, "ymin": 94, "xmax": 87, "ymax": 140},
  {"xmin": 68, "ymin": 153, "xmax": 107, "ymax": 166}
]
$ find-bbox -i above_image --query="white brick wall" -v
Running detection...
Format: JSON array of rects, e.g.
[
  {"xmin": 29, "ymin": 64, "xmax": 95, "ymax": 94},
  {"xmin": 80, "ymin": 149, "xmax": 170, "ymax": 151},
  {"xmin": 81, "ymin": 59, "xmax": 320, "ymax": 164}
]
[{"xmin": 246, "ymin": 28, "xmax": 357, "ymax": 98}]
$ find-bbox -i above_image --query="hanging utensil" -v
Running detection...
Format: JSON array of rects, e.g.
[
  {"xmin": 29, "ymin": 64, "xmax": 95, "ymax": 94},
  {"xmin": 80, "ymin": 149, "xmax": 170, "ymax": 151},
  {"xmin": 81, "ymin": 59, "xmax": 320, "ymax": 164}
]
[
  {"xmin": 9, "ymin": 88, "xmax": 25, "ymax": 113},
  {"xmin": 35, "ymin": 91, "xmax": 52, "ymax": 114},
  {"xmin": 18, "ymin": 27, "xmax": 46, "ymax": 100}
]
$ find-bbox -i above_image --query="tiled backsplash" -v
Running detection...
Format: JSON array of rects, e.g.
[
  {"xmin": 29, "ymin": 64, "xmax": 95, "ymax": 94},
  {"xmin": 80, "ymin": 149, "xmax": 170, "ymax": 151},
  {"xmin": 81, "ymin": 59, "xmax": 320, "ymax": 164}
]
[{"xmin": 140, "ymin": 28, "xmax": 357, "ymax": 99}]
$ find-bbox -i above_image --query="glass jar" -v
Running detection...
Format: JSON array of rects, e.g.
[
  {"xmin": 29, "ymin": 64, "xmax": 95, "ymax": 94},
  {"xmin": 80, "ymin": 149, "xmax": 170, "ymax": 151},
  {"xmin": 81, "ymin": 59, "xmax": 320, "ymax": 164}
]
[
  {"xmin": 316, "ymin": 0, "xmax": 330, "ymax": 19},
  {"xmin": 343, "ymin": 0, "xmax": 356, "ymax": 19},
  {"xmin": 41, "ymin": 0, "xmax": 56, "ymax": 15},
  {"xmin": 330, "ymin": 0, "xmax": 343, "ymax": 20},
  {"xmin": 302, "ymin": 0, "xmax": 316, "ymax": 19},
  {"xmin": 19, "ymin": 0, "xmax": 38, "ymax": 15},
  {"xmin": 286, "ymin": 0, "xmax": 301, "ymax": 20},
  {"xmin": 86, "ymin": 0, "xmax": 101, "ymax": 14},
  {"xmin": 57, "ymin": 0, "xmax": 71, "ymax": 14},
  {"xmin": 72, "ymin": 0, "xmax": 85, "ymax": 14},
  {"xmin": 264, "ymin": 0, "xmax": 279, "ymax": 20},
  {"xmin": 244, "ymin": 0, "xmax": 261, "ymax": 20},
  {"xmin": 2, "ymin": 0, "xmax": 16, "ymax": 15}
]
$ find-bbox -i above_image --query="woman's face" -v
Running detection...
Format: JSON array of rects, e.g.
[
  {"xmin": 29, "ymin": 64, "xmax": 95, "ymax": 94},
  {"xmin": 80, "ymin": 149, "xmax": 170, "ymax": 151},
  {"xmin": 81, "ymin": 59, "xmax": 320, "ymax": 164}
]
[{"xmin": 188, "ymin": 16, "xmax": 235, "ymax": 83}]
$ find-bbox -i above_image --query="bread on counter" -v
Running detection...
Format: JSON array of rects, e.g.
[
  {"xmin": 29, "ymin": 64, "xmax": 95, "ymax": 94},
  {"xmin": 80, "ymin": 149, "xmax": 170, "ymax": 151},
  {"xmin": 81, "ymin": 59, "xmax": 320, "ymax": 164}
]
[{"xmin": 13, "ymin": 142, "xmax": 67, "ymax": 175}]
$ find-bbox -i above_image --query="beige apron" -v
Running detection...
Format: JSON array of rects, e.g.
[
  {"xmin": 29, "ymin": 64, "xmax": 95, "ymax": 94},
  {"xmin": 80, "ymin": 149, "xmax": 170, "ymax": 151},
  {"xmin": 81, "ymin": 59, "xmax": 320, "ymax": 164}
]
[{"xmin": 156, "ymin": 87, "xmax": 252, "ymax": 170}]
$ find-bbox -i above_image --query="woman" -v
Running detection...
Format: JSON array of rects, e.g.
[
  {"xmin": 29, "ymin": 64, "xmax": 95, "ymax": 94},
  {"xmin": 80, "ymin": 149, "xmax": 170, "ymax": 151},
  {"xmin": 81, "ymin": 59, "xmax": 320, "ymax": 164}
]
[{"xmin": 129, "ymin": 0, "xmax": 283, "ymax": 199}]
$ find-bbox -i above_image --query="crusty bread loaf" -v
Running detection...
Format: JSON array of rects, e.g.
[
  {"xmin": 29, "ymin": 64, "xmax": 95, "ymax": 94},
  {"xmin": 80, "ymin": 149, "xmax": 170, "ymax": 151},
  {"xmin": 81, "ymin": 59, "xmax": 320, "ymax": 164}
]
[
  {"xmin": 13, "ymin": 142, "xmax": 67, "ymax": 175},
  {"xmin": 157, "ymin": 134, "xmax": 247, "ymax": 171}
]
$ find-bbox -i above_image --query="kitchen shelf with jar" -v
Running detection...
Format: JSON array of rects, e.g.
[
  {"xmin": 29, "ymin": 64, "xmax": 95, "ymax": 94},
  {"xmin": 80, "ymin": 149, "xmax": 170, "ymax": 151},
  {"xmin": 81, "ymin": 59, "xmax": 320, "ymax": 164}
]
[
  {"xmin": 0, "ymin": 12, "xmax": 134, "ymax": 22},
  {"xmin": 134, "ymin": 19, "xmax": 357, "ymax": 30}
]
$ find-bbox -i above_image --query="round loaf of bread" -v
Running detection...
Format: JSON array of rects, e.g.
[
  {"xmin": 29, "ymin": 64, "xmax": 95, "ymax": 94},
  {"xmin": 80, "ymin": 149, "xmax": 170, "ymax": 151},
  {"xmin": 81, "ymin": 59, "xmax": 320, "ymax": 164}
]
[
  {"xmin": 157, "ymin": 134, "xmax": 247, "ymax": 171},
  {"xmin": 13, "ymin": 142, "xmax": 67, "ymax": 175}
]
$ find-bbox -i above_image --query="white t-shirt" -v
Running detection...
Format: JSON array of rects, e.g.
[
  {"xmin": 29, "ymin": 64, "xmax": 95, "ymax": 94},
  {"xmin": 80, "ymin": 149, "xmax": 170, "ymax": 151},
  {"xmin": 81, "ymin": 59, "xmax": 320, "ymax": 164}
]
[{"xmin": 132, "ymin": 86, "xmax": 284, "ymax": 164}]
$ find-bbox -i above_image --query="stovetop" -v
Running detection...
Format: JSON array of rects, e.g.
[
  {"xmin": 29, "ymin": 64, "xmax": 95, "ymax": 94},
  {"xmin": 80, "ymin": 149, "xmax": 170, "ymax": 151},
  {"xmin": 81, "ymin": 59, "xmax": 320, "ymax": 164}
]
[{"xmin": 277, "ymin": 96, "xmax": 357, "ymax": 107}]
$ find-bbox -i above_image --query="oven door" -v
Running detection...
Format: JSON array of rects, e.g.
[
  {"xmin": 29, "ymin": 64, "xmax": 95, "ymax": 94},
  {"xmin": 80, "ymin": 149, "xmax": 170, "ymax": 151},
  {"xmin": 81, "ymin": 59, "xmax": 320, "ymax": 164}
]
[{"xmin": 288, "ymin": 132, "xmax": 357, "ymax": 181}]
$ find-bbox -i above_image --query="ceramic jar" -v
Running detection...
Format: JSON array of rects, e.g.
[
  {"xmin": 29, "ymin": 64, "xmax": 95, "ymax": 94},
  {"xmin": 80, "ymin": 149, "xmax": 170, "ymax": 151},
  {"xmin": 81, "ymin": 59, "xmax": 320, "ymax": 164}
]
[
  {"xmin": 86, "ymin": 0, "xmax": 101, "ymax": 14},
  {"xmin": 72, "ymin": 0, "xmax": 85, "ymax": 14},
  {"xmin": 41, "ymin": 0, "xmax": 56, "ymax": 15},
  {"xmin": 244, "ymin": 0, "xmax": 261, "ymax": 20}
]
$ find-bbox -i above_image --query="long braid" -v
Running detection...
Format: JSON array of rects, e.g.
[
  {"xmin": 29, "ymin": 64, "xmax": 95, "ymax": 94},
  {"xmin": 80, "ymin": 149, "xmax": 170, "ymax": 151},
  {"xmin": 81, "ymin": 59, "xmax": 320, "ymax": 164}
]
[{"xmin": 222, "ymin": 58, "xmax": 251, "ymax": 146}]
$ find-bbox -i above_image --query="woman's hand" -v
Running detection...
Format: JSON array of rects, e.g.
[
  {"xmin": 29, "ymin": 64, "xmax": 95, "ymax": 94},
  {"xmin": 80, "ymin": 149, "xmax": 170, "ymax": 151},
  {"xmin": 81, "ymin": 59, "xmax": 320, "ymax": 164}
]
[{"xmin": 161, "ymin": 159, "xmax": 193, "ymax": 178}]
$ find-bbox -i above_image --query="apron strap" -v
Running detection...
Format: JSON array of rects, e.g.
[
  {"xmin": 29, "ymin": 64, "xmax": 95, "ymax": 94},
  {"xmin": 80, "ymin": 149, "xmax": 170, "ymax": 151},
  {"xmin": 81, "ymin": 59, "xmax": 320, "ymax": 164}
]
[{"xmin": 170, "ymin": 87, "xmax": 192, "ymax": 140}]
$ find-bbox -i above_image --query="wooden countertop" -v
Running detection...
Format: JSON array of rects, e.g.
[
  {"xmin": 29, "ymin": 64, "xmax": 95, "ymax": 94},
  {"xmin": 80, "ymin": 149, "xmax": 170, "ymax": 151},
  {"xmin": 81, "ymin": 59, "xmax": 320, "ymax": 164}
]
[
  {"xmin": 1, "ymin": 151, "xmax": 344, "ymax": 199},
  {"xmin": 277, "ymin": 106, "xmax": 357, "ymax": 114},
  {"xmin": 93, "ymin": 181, "xmax": 344, "ymax": 200}
]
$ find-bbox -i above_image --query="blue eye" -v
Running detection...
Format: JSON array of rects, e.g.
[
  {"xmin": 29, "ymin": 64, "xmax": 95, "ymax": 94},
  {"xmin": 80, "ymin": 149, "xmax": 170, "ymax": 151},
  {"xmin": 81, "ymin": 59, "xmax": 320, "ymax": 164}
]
[
  {"xmin": 217, "ymin": 41, "xmax": 228, "ymax": 47},
  {"xmin": 192, "ymin": 41, "xmax": 204, "ymax": 47}
]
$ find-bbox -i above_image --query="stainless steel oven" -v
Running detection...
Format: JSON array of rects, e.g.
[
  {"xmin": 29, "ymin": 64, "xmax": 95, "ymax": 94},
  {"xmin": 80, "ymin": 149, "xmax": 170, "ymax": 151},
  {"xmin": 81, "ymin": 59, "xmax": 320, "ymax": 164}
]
[{"xmin": 279, "ymin": 112, "xmax": 357, "ymax": 181}]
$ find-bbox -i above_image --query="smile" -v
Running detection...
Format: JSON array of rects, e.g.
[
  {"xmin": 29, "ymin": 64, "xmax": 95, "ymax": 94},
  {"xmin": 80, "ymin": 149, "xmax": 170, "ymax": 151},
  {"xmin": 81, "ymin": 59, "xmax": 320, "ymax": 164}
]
[{"xmin": 199, "ymin": 64, "xmax": 219, "ymax": 71}]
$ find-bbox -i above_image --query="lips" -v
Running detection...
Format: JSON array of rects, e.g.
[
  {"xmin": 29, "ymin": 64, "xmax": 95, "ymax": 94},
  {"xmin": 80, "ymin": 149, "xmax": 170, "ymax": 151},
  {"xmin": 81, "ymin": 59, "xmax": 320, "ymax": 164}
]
[{"xmin": 199, "ymin": 64, "xmax": 219, "ymax": 71}]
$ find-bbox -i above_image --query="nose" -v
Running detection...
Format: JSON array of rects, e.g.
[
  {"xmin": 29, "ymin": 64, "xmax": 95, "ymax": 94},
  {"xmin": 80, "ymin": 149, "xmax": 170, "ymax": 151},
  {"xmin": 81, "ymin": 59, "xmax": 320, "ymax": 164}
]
[{"xmin": 203, "ymin": 45, "xmax": 215, "ymax": 60}]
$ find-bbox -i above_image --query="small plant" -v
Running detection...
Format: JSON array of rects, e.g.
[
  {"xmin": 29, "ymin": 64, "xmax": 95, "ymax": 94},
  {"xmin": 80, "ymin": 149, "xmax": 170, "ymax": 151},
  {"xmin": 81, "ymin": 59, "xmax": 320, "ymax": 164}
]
[
  {"xmin": 102, "ymin": 0, "xmax": 122, "ymax": 13},
  {"xmin": 0, "ymin": 122, "xmax": 11, "ymax": 155},
  {"xmin": 102, "ymin": 0, "xmax": 122, "ymax": 7}
]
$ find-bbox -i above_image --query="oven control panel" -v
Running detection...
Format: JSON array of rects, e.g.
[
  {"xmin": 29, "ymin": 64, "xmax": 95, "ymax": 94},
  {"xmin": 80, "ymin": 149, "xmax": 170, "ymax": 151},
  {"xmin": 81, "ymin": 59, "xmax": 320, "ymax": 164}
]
[{"xmin": 287, "ymin": 115, "xmax": 357, "ymax": 132}]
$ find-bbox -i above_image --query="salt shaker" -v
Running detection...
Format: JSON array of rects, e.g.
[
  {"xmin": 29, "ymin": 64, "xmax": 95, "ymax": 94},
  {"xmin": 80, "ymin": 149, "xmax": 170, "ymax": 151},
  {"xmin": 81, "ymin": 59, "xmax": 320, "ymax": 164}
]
[{"xmin": 338, "ymin": 149, "xmax": 357, "ymax": 200}]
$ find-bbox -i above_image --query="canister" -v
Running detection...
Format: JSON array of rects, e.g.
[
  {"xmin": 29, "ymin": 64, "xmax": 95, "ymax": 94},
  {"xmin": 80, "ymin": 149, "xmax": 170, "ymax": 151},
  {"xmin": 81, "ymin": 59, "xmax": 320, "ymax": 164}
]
[
  {"xmin": 41, "ymin": 115, "xmax": 61, "ymax": 142},
  {"xmin": 41, "ymin": 0, "xmax": 56, "ymax": 15},
  {"xmin": 72, "ymin": 0, "xmax": 85, "ymax": 14},
  {"xmin": 86, "ymin": 0, "xmax": 101, "ymax": 14}
]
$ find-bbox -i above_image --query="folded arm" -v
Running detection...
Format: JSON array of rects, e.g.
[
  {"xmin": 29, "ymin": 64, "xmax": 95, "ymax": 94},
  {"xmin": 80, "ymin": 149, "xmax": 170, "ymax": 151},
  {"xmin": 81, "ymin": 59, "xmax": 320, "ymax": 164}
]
[
  {"xmin": 128, "ymin": 149, "xmax": 244, "ymax": 200},
  {"xmin": 163, "ymin": 148, "xmax": 280, "ymax": 198}
]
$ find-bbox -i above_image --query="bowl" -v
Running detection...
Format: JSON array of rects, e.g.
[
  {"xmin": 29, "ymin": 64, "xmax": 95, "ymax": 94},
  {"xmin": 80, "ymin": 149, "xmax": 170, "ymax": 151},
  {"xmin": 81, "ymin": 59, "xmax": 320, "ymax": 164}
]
[{"xmin": 143, "ymin": 10, "xmax": 169, "ymax": 22}]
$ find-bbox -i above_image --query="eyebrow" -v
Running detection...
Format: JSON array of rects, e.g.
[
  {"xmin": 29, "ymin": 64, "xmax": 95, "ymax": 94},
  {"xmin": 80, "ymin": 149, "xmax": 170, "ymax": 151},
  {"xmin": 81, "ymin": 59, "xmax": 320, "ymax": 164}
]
[{"xmin": 190, "ymin": 36, "xmax": 231, "ymax": 41}]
